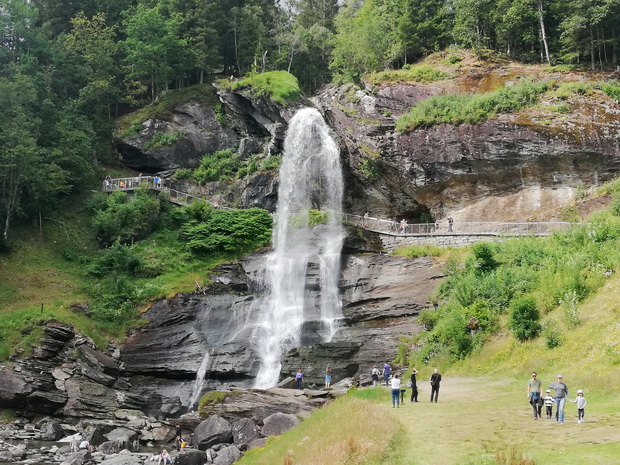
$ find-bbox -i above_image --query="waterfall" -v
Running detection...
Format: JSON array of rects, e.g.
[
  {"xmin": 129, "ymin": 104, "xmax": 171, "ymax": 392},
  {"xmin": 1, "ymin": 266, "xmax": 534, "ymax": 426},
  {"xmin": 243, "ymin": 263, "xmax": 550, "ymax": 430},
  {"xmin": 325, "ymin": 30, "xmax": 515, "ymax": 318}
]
[
  {"xmin": 253, "ymin": 107, "xmax": 344, "ymax": 389},
  {"xmin": 189, "ymin": 351, "xmax": 211, "ymax": 408}
]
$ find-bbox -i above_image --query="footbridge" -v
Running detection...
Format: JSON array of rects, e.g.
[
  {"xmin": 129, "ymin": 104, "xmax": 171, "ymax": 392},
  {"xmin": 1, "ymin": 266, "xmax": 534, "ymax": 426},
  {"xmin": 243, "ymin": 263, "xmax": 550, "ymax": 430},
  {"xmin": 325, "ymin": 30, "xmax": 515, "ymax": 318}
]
[{"xmin": 102, "ymin": 177, "xmax": 575, "ymax": 250}]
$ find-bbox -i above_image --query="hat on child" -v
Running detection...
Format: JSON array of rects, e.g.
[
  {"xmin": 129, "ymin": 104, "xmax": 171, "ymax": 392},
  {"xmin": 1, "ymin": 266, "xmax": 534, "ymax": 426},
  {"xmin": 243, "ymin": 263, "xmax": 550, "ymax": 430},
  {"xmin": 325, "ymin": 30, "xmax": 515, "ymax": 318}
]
[
  {"xmin": 557, "ymin": 374, "xmax": 563, "ymax": 378},
  {"xmin": 545, "ymin": 389, "xmax": 551, "ymax": 393},
  {"xmin": 577, "ymin": 389, "xmax": 583, "ymax": 394}
]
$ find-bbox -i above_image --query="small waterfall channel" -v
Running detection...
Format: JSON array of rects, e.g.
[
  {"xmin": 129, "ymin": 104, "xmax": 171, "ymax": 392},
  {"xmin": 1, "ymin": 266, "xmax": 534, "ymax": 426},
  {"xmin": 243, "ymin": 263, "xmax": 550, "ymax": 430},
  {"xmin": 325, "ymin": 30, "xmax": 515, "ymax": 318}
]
[
  {"xmin": 187, "ymin": 107, "xmax": 344, "ymax": 402},
  {"xmin": 253, "ymin": 107, "xmax": 344, "ymax": 388}
]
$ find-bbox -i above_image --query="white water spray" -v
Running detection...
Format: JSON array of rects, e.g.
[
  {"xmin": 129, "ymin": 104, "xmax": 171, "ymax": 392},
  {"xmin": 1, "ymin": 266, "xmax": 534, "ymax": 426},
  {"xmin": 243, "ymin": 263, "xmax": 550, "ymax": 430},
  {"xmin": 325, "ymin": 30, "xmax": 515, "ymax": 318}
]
[{"xmin": 253, "ymin": 108, "xmax": 344, "ymax": 388}]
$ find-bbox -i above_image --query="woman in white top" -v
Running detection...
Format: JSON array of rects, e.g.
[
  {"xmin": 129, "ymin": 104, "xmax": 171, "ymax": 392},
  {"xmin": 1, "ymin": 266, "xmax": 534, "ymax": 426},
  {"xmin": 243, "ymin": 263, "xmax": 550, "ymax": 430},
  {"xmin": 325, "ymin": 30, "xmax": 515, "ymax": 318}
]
[{"xmin": 391, "ymin": 373, "xmax": 401, "ymax": 408}]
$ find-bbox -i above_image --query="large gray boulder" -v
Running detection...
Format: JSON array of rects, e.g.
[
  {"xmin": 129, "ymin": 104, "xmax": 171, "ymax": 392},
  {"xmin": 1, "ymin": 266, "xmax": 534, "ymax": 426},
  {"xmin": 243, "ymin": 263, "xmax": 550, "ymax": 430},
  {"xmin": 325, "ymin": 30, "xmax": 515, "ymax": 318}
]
[
  {"xmin": 212, "ymin": 445, "xmax": 241, "ymax": 465},
  {"xmin": 40, "ymin": 419, "xmax": 65, "ymax": 440},
  {"xmin": 192, "ymin": 416, "xmax": 233, "ymax": 450},
  {"xmin": 98, "ymin": 440, "xmax": 125, "ymax": 455},
  {"xmin": 0, "ymin": 368, "xmax": 31, "ymax": 407},
  {"xmin": 232, "ymin": 418, "xmax": 258, "ymax": 447},
  {"xmin": 105, "ymin": 427, "xmax": 140, "ymax": 451},
  {"xmin": 171, "ymin": 448, "xmax": 206, "ymax": 465},
  {"xmin": 261, "ymin": 413, "xmax": 300, "ymax": 437},
  {"xmin": 60, "ymin": 450, "xmax": 92, "ymax": 465},
  {"xmin": 99, "ymin": 453, "xmax": 145, "ymax": 465}
]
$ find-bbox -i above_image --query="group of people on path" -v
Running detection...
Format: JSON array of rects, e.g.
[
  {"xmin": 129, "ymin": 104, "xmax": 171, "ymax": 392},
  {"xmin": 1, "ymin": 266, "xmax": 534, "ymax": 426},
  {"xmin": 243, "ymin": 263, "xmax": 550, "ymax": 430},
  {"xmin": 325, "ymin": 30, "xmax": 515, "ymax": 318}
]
[
  {"xmin": 372, "ymin": 363, "xmax": 442, "ymax": 408},
  {"xmin": 527, "ymin": 372, "xmax": 587, "ymax": 423}
]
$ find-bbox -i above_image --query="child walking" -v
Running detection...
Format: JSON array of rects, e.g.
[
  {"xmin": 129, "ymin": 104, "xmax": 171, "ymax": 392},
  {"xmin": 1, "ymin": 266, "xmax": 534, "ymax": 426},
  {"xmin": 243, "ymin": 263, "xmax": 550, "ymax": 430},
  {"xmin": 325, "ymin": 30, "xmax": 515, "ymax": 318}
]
[
  {"xmin": 543, "ymin": 389, "xmax": 554, "ymax": 419},
  {"xmin": 570, "ymin": 389, "xmax": 587, "ymax": 423}
]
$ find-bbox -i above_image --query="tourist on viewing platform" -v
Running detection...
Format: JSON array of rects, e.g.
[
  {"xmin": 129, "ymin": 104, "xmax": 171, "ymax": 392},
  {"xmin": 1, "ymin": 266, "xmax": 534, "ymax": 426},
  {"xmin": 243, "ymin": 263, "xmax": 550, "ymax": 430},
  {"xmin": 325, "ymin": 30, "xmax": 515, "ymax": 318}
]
[
  {"xmin": 447, "ymin": 217, "xmax": 454, "ymax": 232},
  {"xmin": 383, "ymin": 361, "xmax": 391, "ymax": 386},
  {"xmin": 295, "ymin": 369, "xmax": 304, "ymax": 390},
  {"xmin": 527, "ymin": 372, "xmax": 542, "ymax": 419},
  {"xmin": 434, "ymin": 220, "xmax": 439, "ymax": 233},
  {"xmin": 154, "ymin": 175, "xmax": 161, "ymax": 188},
  {"xmin": 430, "ymin": 368, "xmax": 442, "ymax": 402},
  {"xmin": 400, "ymin": 218, "xmax": 408, "ymax": 234},
  {"xmin": 363, "ymin": 212, "xmax": 369, "ymax": 227},
  {"xmin": 548, "ymin": 374, "xmax": 569, "ymax": 423},
  {"xmin": 391, "ymin": 373, "xmax": 402, "ymax": 408}
]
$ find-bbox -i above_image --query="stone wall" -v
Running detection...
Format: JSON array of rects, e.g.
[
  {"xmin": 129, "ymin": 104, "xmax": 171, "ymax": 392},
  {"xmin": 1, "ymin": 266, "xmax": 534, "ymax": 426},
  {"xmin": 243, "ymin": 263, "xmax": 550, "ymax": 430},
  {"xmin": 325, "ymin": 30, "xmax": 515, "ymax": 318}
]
[{"xmin": 379, "ymin": 233, "xmax": 506, "ymax": 252}]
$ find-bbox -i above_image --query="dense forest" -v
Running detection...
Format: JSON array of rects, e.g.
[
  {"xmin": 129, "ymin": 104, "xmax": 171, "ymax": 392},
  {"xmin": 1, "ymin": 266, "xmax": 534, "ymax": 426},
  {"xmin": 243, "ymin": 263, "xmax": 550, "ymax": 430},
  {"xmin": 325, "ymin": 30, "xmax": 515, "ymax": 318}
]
[{"xmin": 1, "ymin": 0, "xmax": 620, "ymax": 245}]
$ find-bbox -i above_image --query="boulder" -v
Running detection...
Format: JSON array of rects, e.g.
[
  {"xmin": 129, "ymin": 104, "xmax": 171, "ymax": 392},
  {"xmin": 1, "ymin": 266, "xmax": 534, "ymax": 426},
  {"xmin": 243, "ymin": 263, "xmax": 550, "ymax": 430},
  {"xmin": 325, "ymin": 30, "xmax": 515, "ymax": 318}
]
[
  {"xmin": 98, "ymin": 440, "xmax": 124, "ymax": 455},
  {"xmin": 63, "ymin": 378, "xmax": 118, "ymax": 419},
  {"xmin": 45, "ymin": 323, "xmax": 75, "ymax": 342},
  {"xmin": 0, "ymin": 368, "xmax": 30, "ymax": 407},
  {"xmin": 99, "ymin": 453, "xmax": 145, "ymax": 465},
  {"xmin": 40, "ymin": 420, "xmax": 66, "ymax": 441},
  {"xmin": 212, "ymin": 445, "xmax": 241, "ymax": 465},
  {"xmin": 60, "ymin": 450, "xmax": 92, "ymax": 465},
  {"xmin": 83, "ymin": 427, "xmax": 107, "ymax": 447},
  {"xmin": 232, "ymin": 418, "xmax": 258, "ymax": 447},
  {"xmin": 105, "ymin": 427, "xmax": 140, "ymax": 451},
  {"xmin": 81, "ymin": 365, "xmax": 117, "ymax": 387},
  {"xmin": 0, "ymin": 451, "xmax": 12, "ymax": 461},
  {"xmin": 151, "ymin": 425, "xmax": 176, "ymax": 443},
  {"xmin": 26, "ymin": 390, "xmax": 68, "ymax": 414},
  {"xmin": 171, "ymin": 448, "xmax": 206, "ymax": 465},
  {"xmin": 192, "ymin": 416, "xmax": 232, "ymax": 450},
  {"xmin": 261, "ymin": 413, "xmax": 300, "ymax": 437},
  {"xmin": 79, "ymin": 345, "xmax": 121, "ymax": 376}
]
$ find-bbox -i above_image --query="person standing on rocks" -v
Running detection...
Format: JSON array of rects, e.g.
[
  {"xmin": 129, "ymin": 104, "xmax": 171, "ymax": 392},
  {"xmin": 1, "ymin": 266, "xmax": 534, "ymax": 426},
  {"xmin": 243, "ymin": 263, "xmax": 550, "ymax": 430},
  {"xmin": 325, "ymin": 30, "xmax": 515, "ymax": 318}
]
[
  {"xmin": 325, "ymin": 365, "xmax": 332, "ymax": 389},
  {"xmin": 430, "ymin": 369, "xmax": 442, "ymax": 402},
  {"xmin": 383, "ymin": 362, "xmax": 392, "ymax": 386},
  {"xmin": 410, "ymin": 368, "xmax": 419, "ymax": 402},
  {"xmin": 175, "ymin": 424, "xmax": 183, "ymax": 451},
  {"xmin": 527, "ymin": 372, "xmax": 542, "ymax": 419},
  {"xmin": 548, "ymin": 374, "xmax": 569, "ymax": 423},
  {"xmin": 295, "ymin": 369, "xmax": 304, "ymax": 390}
]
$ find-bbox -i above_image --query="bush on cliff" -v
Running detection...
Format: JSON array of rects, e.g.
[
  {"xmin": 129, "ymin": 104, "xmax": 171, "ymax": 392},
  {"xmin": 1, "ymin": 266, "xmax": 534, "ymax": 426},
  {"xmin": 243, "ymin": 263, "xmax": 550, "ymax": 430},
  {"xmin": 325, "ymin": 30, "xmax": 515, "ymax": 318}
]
[
  {"xmin": 219, "ymin": 71, "xmax": 302, "ymax": 104},
  {"xmin": 396, "ymin": 79, "xmax": 551, "ymax": 132}
]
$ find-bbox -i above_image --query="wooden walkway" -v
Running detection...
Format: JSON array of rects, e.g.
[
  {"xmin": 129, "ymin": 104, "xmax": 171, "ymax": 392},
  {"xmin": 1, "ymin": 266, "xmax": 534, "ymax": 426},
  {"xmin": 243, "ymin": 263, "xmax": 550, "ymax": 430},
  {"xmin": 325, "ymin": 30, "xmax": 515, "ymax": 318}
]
[{"xmin": 102, "ymin": 177, "xmax": 576, "ymax": 236}]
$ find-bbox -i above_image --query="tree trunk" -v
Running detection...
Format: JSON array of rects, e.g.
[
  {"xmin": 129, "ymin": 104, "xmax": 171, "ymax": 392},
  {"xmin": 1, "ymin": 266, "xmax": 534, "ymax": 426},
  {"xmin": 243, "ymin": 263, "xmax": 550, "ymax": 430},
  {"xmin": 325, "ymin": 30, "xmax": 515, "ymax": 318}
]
[
  {"xmin": 200, "ymin": 70, "xmax": 204, "ymax": 85},
  {"xmin": 590, "ymin": 27, "xmax": 595, "ymax": 70},
  {"xmin": 537, "ymin": 0, "xmax": 551, "ymax": 63},
  {"xmin": 613, "ymin": 27, "xmax": 618, "ymax": 65}
]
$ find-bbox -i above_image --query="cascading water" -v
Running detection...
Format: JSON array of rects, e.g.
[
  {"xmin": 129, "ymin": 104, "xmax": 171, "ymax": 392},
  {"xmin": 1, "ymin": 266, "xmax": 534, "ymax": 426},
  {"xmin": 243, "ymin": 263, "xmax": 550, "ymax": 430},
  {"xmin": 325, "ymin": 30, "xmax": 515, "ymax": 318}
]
[{"xmin": 252, "ymin": 107, "xmax": 344, "ymax": 389}]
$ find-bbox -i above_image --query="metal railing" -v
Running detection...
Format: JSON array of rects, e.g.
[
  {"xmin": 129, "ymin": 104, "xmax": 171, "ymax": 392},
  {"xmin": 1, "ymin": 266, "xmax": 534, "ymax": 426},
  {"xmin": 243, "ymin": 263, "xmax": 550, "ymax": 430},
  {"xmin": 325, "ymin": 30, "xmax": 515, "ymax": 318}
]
[
  {"xmin": 343, "ymin": 213, "xmax": 574, "ymax": 236},
  {"xmin": 102, "ymin": 176, "xmax": 230, "ymax": 209}
]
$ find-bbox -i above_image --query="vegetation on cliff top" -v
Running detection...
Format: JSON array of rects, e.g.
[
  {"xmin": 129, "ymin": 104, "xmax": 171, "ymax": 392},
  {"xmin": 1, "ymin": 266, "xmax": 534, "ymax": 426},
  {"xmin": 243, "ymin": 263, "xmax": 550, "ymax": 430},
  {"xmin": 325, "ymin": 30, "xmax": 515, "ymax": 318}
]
[{"xmin": 217, "ymin": 71, "xmax": 302, "ymax": 104}]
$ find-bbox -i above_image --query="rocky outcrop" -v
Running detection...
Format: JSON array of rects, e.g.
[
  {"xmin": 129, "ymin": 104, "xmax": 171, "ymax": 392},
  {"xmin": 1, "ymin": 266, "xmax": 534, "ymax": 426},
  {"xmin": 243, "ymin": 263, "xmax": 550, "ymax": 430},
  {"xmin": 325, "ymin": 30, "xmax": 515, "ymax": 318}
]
[
  {"xmin": 314, "ymin": 73, "xmax": 620, "ymax": 222},
  {"xmin": 193, "ymin": 416, "xmax": 233, "ymax": 450}
]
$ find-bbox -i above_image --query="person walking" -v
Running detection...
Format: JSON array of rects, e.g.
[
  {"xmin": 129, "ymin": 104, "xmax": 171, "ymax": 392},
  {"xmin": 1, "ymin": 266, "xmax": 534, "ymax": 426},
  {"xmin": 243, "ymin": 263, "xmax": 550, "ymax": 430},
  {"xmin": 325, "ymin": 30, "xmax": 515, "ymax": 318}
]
[
  {"xmin": 548, "ymin": 374, "xmax": 569, "ymax": 423},
  {"xmin": 430, "ymin": 368, "xmax": 441, "ymax": 402},
  {"xmin": 527, "ymin": 372, "xmax": 542, "ymax": 419},
  {"xmin": 410, "ymin": 368, "xmax": 419, "ymax": 402},
  {"xmin": 295, "ymin": 369, "xmax": 304, "ymax": 390},
  {"xmin": 383, "ymin": 362, "xmax": 391, "ymax": 386},
  {"xmin": 391, "ymin": 373, "xmax": 402, "ymax": 408},
  {"xmin": 570, "ymin": 389, "xmax": 587, "ymax": 423},
  {"xmin": 543, "ymin": 389, "xmax": 554, "ymax": 419}
]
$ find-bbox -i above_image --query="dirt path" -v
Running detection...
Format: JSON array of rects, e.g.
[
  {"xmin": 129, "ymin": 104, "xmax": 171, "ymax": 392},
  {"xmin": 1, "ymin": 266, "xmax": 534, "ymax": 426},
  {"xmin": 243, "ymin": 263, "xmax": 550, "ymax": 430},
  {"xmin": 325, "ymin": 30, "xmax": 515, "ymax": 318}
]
[{"xmin": 382, "ymin": 377, "xmax": 620, "ymax": 465}]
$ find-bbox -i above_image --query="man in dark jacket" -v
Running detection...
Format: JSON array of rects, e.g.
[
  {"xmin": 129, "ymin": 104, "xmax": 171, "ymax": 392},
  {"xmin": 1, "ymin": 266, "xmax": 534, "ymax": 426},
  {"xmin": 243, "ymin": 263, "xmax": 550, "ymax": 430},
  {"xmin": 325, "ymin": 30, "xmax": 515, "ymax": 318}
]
[{"xmin": 430, "ymin": 369, "xmax": 442, "ymax": 402}]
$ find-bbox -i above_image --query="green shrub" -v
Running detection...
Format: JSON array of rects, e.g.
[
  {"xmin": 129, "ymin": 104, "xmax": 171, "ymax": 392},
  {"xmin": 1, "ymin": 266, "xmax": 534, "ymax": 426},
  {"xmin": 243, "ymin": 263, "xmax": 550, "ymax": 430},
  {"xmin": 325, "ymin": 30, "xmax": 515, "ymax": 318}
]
[
  {"xmin": 396, "ymin": 80, "xmax": 551, "ymax": 132},
  {"xmin": 144, "ymin": 132, "xmax": 183, "ymax": 150},
  {"xmin": 471, "ymin": 242, "xmax": 499, "ymax": 274},
  {"xmin": 509, "ymin": 295, "xmax": 541, "ymax": 341},
  {"xmin": 174, "ymin": 169, "xmax": 192, "ymax": 179},
  {"xmin": 87, "ymin": 242, "xmax": 141, "ymax": 277},
  {"xmin": 418, "ymin": 308, "xmax": 440, "ymax": 331},
  {"xmin": 393, "ymin": 244, "xmax": 443, "ymax": 258},
  {"xmin": 260, "ymin": 155, "xmax": 281, "ymax": 172},
  {"xmin": 359, "ymin": 159, "xmax": 380, "ymax": 179},
  {"xmin": 182, "ymin": 208, "xmax": 272, "ymax": 256},
  {"xmin": 542, "ymin": 321, "xmax": 563, "ymax": 349},
  {"xmin": 193, "ymin": 150, "xmax": 242, "ymax": 183},
  {"xmin": 92, "ymin": 188, "xmax": 161, "ymax": 246},
  {"xmin": 600, "ymin": 80, "xmax": 620, "ymax": 102}
]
